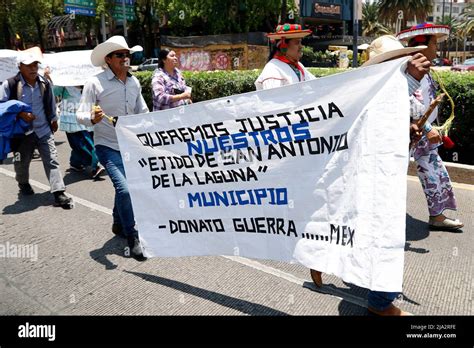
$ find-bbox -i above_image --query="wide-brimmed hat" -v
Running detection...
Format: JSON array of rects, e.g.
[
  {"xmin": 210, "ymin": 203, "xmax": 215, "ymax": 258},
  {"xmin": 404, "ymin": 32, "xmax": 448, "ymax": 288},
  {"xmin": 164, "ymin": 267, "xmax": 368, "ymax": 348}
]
[
  {"xmin": 397, "ymin": 23, "xmax": 450, "ymax": 44},
  {"xmin": 91, "ymin": 35, "xmax": 143, "ymax": 67},
  {"xmin": 267, "ymin": 23, "xmax": 312, "ymax": 41},
  {"xmin": 17, "ymin": 46, "xmax": 43, "ymax": 66},
  {"xmin": 362, "ymin": 35, "xmax": 427, "ymax": 66}
]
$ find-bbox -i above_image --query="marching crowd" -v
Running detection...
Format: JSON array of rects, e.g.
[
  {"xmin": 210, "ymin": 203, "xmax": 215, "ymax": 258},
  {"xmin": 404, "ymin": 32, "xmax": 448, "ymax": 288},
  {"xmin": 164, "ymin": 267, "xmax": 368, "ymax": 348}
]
[{"xmin": 0, "ymin": 22, "xmax": 464, "ymax": 316}]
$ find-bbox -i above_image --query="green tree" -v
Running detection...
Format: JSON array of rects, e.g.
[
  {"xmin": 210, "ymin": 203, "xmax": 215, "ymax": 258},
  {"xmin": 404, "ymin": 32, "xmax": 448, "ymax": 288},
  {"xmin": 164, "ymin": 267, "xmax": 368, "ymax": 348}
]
[
  {"xmin": 158, "ymin": 0, "xmax": 294, "ymax": 36},
  {"xmin": 0, "ymin": 0, "xmax": 14, "ymax": 48},
  {"xmin": 362, "ymin": 0, "xmax": 391, "ymax": 36},
  {"xmin": 12, "ymin": 0, "xmax": 53, "ymax": 50},
  {"xmin": 377, "ymin": 0, "xmax": 433, "ymax": 30},
  {"xmin": 454, "ymin": 3, "xmax": 474, "ymax": 38}
]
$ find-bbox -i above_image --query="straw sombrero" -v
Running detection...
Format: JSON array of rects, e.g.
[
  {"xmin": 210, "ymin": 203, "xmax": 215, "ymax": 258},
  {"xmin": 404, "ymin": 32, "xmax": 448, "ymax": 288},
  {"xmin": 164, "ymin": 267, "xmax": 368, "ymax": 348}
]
[
  {"xmin": 397, "ymin": 23, "xmax": 450, "ymax": 44},
  {"xmin": 362, "ymin": 35, "xmax": 427, "ymax": 66},
  {"xmin": 267, "ymin": 23, "xmax": 312, "ymax": 41},
  {"xmin": 91, "ymin": 35, "xmax": 143, "ymax": 67}
]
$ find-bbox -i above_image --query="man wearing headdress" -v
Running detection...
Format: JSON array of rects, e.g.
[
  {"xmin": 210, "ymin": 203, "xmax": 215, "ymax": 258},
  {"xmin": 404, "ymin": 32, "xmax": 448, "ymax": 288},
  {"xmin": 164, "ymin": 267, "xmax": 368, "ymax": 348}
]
[{"xmin": 397, "ymin": 23, "xmax": 463, "ymax": 231}]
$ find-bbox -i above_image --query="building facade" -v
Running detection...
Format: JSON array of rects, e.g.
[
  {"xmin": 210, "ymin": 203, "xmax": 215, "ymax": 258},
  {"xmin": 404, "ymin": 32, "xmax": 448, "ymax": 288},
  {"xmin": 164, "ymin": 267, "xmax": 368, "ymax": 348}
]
[{"xmin": 298, "ymin": 0, "xmax": 365, "ymax": 50}]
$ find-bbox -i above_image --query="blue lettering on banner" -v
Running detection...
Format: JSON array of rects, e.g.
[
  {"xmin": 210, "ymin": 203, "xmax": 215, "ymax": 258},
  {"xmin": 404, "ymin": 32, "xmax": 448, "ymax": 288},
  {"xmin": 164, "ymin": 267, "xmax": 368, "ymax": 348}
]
[
  {"xmin": 188, "ymin": 188, "xmax": 288, "ymax": 207},
  {"xmin": 187, "ymin": 123, "xmax": 311, "ymax": 155}
]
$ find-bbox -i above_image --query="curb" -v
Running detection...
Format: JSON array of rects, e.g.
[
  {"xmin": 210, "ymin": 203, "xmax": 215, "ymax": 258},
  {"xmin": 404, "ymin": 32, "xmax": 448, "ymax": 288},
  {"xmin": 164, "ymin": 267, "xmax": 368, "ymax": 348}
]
[{"xmin": 408, "ymin": 159, "xmax": 474, "ymax": 185}]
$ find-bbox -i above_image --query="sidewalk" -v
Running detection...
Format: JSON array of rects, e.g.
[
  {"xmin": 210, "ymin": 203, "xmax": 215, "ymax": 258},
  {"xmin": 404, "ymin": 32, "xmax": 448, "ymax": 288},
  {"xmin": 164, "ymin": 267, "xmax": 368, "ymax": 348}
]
[{"xmin": 408, "ymin": 159, "xmax": 474, "ymax": 185}]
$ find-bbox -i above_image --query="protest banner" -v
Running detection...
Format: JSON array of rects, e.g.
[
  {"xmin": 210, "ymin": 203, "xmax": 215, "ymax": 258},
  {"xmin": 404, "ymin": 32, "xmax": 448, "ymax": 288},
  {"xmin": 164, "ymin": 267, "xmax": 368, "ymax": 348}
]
[
  {"xmin": 0, "ymin": 50, "xmax": 19, "ymax": 82},
  {"xmin": 116, "ymin": 58, "xmax": 411, "ymax": 292},
  {"xmin": 0, "ymin": 50, "xmax": 101, "ymax": 86},
  {"xmin": 43, "ymin": 50, "xmax": 102, "ymax": 86}
]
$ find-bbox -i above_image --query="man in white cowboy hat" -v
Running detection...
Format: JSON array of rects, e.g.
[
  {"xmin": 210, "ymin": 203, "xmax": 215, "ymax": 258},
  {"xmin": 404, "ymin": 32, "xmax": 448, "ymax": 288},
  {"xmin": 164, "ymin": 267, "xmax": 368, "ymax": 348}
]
[
  {"xmin": 397, "ymin": 24, "xmax": 464, "ymax": 231},
  {"xmin": 0, "ymin": 47, "xmax": 73, "ymax": 208},
  {"xmin": 77, "ymin": 36, "xmax": 149, "ymax": 261},
  {"xmin": 255, "ymin": 23, "xmax": 316, "ymax": 90},
  {"xmin": 360, "ymin": 34, "xmax": 435, "ymax": 315}
]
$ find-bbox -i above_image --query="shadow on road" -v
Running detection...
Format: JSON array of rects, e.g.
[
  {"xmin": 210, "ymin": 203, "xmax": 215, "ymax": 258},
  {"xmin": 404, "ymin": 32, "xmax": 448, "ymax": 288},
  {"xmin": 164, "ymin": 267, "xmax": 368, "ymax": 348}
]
[
  {"xmin": 90, "ymin": 236, "xmax": 126, "ymax": 270},
  {"xmin": 406, "ymin": 213, "xmax": 429, "ymax": 242},
  {"xmin": 63, "ymin": 170, "xmax": 106, "ymax": 186},
  {"xmin": 2, "ymin": 192, "xmax": 52, "ymax": 214},
  {"xmin": 405, "ymin": 213, "xmax": 464, "ymax": 254},
  {"xmin": 125, "ymin": 270, "xmax": 289, "ymax": 316}
]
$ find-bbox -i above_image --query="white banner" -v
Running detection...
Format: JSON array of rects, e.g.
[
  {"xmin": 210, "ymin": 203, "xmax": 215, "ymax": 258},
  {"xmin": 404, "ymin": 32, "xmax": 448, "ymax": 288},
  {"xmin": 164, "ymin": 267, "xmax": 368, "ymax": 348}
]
[
  {"xmin": 0, "ymin": 49, "xmax": 19, "ymax": 82},
  {"xmin": 0, "ymin": 49, "xmax": 101, "ymax": 86},
  {"xmin": 116, "ymin": 58, "xmax": 411, "ymax": 292},
  {"xmin": 43, "ymin": 50, "xmax": 102, "ymax": 86}
]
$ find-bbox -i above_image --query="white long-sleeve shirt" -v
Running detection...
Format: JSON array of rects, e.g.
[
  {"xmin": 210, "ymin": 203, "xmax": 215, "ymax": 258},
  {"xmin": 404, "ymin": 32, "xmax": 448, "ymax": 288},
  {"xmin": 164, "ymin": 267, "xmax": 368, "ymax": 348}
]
[
  {"xmin": 255, "ymin": 58, "xmax": 316, "ymax": 90},
  {"xmin": 77, "ymin": 68, "xmax": 149, "ymax": 151}
]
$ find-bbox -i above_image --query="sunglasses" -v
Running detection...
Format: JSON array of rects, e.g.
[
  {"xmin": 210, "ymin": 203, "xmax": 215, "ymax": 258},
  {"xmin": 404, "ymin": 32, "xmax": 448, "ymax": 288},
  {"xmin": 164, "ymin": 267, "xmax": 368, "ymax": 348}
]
[{"xmin": 112, "ymin": 52, "xmax": 131, "ymax": 59}]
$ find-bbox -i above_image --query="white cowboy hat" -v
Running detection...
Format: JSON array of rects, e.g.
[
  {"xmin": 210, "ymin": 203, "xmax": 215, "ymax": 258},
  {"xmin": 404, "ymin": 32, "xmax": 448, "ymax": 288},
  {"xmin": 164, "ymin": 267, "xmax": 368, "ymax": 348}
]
[
  {"xmin": 362, "ymin": 35, "xmax": 427, "ymax": 67},
  {"xmin": 91, "ymin": 35, "xmax": 143, "ymax": 67}
]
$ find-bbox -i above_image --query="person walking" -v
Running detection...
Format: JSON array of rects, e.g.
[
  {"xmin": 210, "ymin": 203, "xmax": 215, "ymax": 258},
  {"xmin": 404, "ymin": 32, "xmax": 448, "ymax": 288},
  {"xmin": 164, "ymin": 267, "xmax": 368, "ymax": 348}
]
[
  {"xmin": 77, "ymin": 36, "xmax": 149, "ymax": 261},
  {"xmin": 55, "ymin": 85, "xmax": 105, "ymax": 179},
  {"xmin": 151, "ymin": 48, "xmax": 192, "ymax": 111},
  {"xmin": 361, "ymin": 35, "xmax": 432, "ymax": 315},
  {"xmin": 397, "ymin": 23, "xmax": 464, "ymax": 231},
  {"xmin": 255, "ymin": 23, "xmax": 322, "ymax": 288},
  {"xmin": 0, "ymin": 48, "xmax": 73, "ymax": 208}
]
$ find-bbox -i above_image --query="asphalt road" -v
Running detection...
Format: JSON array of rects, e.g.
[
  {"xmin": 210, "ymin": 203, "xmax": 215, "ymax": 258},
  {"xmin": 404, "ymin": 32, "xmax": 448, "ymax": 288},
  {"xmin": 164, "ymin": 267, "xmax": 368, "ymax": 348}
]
[{"xmin": 0, "ymin": 131, "xmax": 473, "ymax": 316}]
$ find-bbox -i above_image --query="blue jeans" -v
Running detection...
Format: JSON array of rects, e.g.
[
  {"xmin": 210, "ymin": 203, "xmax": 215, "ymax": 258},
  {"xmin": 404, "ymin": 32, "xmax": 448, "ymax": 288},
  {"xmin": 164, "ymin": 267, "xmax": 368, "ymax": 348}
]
[
  {"xmin": 95, "ymin": 145, "xmax": 137, "ymax": 238},
  {"xmin": 368, "ymin": 291, "xmax": 400, "ymax": 311}
]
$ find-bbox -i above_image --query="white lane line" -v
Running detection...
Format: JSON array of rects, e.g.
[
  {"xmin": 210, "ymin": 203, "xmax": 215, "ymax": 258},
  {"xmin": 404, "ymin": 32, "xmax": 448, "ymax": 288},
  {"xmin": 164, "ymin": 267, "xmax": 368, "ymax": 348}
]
[
  {"xmin": 0, "ymin": 167, "xmax": 112, "ymax": 215},
  {"xmin": 1, "ymin": 166, "xmax": 368, "ymax": 309},
  {"xmin": 222, "ymin": 256, "xmax": 368, "ymax": 308}
]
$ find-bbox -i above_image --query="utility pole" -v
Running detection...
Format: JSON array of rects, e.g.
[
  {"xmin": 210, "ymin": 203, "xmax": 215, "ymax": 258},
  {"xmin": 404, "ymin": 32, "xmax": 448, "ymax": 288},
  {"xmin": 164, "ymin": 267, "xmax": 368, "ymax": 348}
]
[
  {"xmin": 101, "ymin": 13, "xmax": 106, "ymax": 42},
  {"xmin": 352, "ymin": 0, "xmax": 358, "ymax": 68},
  {"xmin": 447, "ymin": 0, "xmax": 452, "ymax": 60},
  {"xmin": 441, "ymin": 0, "xmax": 446, "ymax": 57},
  {"xmin": 122, "ymin": 0, "xmax": 128, "ymax": 39}
]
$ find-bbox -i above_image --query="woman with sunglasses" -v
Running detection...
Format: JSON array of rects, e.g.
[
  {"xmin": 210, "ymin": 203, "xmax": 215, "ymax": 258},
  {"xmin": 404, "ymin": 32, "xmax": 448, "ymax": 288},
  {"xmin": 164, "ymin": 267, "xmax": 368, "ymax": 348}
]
[{"xmin": 151, "ymin": 49, "xmax": 192, "ymax": 111}]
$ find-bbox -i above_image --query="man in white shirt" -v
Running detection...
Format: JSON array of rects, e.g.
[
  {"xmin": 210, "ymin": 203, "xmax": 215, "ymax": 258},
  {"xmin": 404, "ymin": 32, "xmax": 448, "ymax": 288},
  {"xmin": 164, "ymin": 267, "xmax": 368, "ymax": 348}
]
[{"xmin": 77, "ymin": 36, "xmax": 149, "ymax": 261}]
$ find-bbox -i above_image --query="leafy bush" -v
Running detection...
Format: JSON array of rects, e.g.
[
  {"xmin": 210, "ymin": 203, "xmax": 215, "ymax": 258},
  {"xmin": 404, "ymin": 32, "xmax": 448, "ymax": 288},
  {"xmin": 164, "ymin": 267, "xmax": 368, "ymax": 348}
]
[
  {"xmin": 134, "ymin": 69, "xmax": 473, "ymax": 164},
  {"xmin": 434, "ymin": 71, "xmax": 474, "ymax": 165},
  {"xmin": 134, "ymin": 68, "xmax": 346, "ymax": 107}
]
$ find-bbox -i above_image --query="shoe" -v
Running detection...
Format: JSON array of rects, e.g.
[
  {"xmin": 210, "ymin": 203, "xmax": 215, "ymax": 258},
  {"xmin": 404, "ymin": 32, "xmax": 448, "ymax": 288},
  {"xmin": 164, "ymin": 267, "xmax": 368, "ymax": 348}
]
[
  {"xmin": 18, "ymin": 183, "xmax": 34, "ymax": 195},
  {"xmin": 368, "ymin": 304, "xmax": 413, "ymax": 316},
  {"xmin": 32, "ymin": 150, "xmax": 40, "ymax": 159},
  {"xmin": 429, "ymin": 216, "xmax": 464, "ymax": 231},
  {"xmin": 112, "ymin": 223, "xmax": 126, "ymax": 238},
  {"xmin": 53, "ymin": 191, "xmax": 73, "ymax": 209},
  {"xmin": 310, "ymin": 269, "xmax": 323, "ymax": 288},
  {"xmin": 91, "ymin": 166, "xmax": 105, "ymax": 180},
  {"xmin": 127, "ymin": 236, "xmax": 147, "ymax": 262},
  {"xmin": 70, "ymin": 164, "xmax": 84, "ymax": 172}
]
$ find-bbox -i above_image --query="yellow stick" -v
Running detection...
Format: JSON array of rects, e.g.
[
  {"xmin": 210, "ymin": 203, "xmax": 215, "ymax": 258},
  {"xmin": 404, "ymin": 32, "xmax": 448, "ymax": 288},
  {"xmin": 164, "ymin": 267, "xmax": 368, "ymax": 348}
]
[{"xmin": 92, "ymin": 105, "xmax": 114, "ymax": 124}]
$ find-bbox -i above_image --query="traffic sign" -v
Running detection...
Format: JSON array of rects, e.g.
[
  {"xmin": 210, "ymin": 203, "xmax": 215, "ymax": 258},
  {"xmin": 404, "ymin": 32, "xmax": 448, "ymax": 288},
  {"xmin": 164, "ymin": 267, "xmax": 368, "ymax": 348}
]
[
  {"xmin": 114, "ymin": 0, "xmax": 135, "ymax": 5},
  {"xmin": 113, "ymin": 6, "xmax": 135, "ymax": 14},
  {"xmin": 65, "ymin": 5, "xmax": 96, "ymax": 17},
  {"xmin": 112, "ymin": 12, "xmax": 136, "ymax": 21},
  {"xmin": 64, "ymin": 0, "xmax": 96, "ymax": 7}
]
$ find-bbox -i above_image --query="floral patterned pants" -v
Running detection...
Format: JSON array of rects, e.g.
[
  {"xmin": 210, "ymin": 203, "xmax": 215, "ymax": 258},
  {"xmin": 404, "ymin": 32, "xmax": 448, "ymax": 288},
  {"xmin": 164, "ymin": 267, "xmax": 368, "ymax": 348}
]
[{"xmin": 413, "ymin": 137, "xmax": 457, "ymax": 217}]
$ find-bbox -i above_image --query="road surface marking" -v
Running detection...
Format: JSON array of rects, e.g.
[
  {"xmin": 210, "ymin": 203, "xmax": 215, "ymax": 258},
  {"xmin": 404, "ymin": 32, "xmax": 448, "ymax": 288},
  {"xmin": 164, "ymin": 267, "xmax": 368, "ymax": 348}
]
[{"xmin": 0, "ymin": 166, "xmax": 370, "ymax": 309}]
